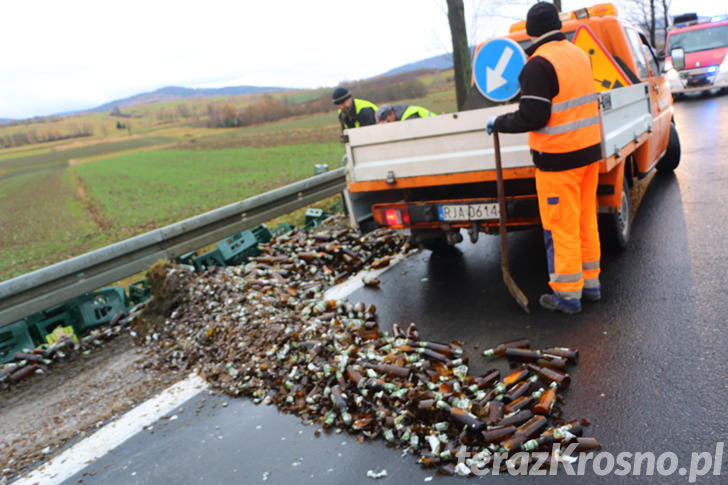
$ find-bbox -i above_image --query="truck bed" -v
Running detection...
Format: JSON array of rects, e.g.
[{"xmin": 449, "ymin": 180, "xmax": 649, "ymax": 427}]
[{"xmin": 345, "ymin": 83, "xmax": 653, "ymax": 189}]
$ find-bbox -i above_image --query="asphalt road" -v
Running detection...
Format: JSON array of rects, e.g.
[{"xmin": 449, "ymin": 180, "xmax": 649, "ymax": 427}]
[{"xmin": 59, "ymin": 92, "xmax": 728, "ymax": 485}]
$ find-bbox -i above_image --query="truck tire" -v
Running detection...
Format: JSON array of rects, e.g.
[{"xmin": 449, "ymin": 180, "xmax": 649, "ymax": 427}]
[
  {"xmin": 598, "ymin": 174, "xmax": 631, "ymax": 251},
  {"xmin": 657, "ymin": 123, "xmax": 681, "ymax": 173}
]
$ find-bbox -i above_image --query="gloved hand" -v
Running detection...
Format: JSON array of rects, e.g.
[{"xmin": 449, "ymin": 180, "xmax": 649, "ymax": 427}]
[{"xmin": 486, "ymin": 116, "xmax": 497, "ymax": 135}]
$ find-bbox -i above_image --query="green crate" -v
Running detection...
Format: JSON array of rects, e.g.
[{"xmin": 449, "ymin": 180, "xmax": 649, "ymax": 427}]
[
  {"xmin": 26, "ymin": 310, "xmax": 79, "ymax": 346},
  {"xmin": 194, "ymin": 248, "xmax": 226, "ymax": 271},
  {"xmin": 271, "ymin": 223, "xmax": 295, "ymax": 238},
  {"xmin": 175, "ymin": 251, "xmax": 198, "ymax": 266},
  {"xmin": 129, "ymin": 279, "xmax": 151, "ymax": 305},
  {"xmin": 0, "ymin": 320, "xmax": 36, "ymax": 364},
  {"xmin": 305, "ymin": 208, "xmax": 329, "ymax": 230},
  {"xmin": 75, "ymin": 287, "xmax": 129, "ymax": 332},
  {"xmin": 216, "ymin": 230, "xmax": 259, "ymax": 266},
  {"xmin": 252, "ymin": 224, "xmax": 272, "ymax": 244}
]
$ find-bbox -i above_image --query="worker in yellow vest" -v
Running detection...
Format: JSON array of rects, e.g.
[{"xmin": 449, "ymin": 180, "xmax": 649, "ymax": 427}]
[
  {"xmin": 487, "ymin": 2, "xmax": 602, "ymax": 315},
  {"xmin": 333, "ymin": 87, "xmax": 378, "ymax": 131},
  {"xmin": 375, "ymin": 103, "xmax": 436, "ymax": 123}
]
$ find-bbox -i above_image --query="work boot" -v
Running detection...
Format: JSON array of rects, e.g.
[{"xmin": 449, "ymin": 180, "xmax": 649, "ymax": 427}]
[
  {"xmin": 582, "ymin": 287, "xmax": 602, "ymax": 302},
  {"xmin": 539, "ymin": 293, "xmax": 581, "ymax": 315}
]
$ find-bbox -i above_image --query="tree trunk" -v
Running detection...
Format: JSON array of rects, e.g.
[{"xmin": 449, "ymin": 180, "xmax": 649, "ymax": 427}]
[
  {"xmin": 447, "ymin": 0, "xmax": 471, "ymax": 110},
  {"xmin": 662, "ymin": 0, "xmax": 670, "ymax": 48},
  {"xmin": 650, "ymin": 0, "xmax": 656, "ymax": 47}
]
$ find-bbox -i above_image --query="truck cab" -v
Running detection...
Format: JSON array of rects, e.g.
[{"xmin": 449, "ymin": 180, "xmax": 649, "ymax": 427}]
[{"xmin": 663, "ymin": 13, "xmax": 728, "ymax": 96}]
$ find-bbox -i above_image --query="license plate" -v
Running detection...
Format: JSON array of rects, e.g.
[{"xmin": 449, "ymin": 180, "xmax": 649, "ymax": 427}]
[{"xmin": 438, "ymin": 203, "xmax": 500, "ymax": 221}]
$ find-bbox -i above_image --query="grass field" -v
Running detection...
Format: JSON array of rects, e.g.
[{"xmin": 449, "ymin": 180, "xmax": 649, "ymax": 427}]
[
  {"xmin": 74, "ymin": 143, "xmax": 344, "ymax": 236},
  {"xmin": 0, "ymin": 73, "xmax": 457, "ymax": 282}
]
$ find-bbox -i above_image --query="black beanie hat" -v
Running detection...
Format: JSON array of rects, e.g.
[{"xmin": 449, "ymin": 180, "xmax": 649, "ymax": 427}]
[
  {"xmin": 525, "ymin": 2, "xmax": 562, "ymax": 37},
  {"xmin": 332, "ymin": 87, "xmax": 352, "ymax": 104}
]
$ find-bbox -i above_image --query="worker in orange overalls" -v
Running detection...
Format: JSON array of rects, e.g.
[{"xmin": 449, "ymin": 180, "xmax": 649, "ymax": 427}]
[{"xmin": 487, "ymin": 2, "xmax": 602, "ymax": 314}]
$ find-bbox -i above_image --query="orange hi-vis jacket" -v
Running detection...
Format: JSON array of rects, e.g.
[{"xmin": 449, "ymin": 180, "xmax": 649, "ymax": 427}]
[{"xmin": 528, "ymin": 40, "xmax": 601, "ymax": 154}]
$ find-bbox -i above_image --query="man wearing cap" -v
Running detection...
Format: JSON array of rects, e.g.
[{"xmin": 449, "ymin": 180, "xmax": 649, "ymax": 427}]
[
  {"xmin": 486, "ymin": 2, "xmax": 602, "ymax": 315},
  {"xmin": 376, "ymin": 103, "xmax": 436, "ymax": 123},
  {"xmin": 332, "ymin": 87, "xmax": 378, "ymax": 132}
]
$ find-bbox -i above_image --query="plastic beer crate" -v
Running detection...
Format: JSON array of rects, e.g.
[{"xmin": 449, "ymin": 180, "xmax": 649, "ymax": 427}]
[
  {"xmin": 128, "ymin": 279, "xmax": 151, "ymax": 306},
  {"xmin": 0, "ymin": 320, "xmax": 36, "ymax": 364},
  {"xmin": 193, "ymin": 248, "xmax": 226, "ymax": 271},
  {"xmin": 75, "ymin": 287, "xmax": 129, "ymax": 332},
  {"xmin": 216, "ymin": 230, "xmax": 259, "ymax": 266}
]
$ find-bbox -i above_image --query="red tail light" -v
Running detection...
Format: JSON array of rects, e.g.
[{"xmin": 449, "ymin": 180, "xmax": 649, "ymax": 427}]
[{"xmin": 381, "ymin": 207, "xmax": 410, "ymax": 227}]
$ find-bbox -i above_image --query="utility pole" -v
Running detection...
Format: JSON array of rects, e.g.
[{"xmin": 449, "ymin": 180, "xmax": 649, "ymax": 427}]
[
  {"xmin": 447, "ymin": 0, "xmax": 472, "ymax": 110},
  {"xmin": 553, "ymin": 0, "xmax": 562, "ymax": 12}
]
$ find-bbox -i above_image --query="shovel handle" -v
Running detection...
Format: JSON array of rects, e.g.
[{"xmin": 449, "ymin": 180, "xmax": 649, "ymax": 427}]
[{"xmin": 492, "ymin": 130, "xmax": 530, "ymax": 313}]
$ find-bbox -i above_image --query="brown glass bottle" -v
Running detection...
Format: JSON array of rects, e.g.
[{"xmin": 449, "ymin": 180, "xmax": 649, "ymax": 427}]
[
  {"xmin": 504, "ymin": 395, "xmax": 535, "ymax": 414},
  {"xmin": 533, "ymin": 383, "xmax": 558, "ymax": 415},
  {"xmin": 494, "ymin": 409, "xmax": 533, "ymax": 427},
  {"xmin": 574, "ymin": 437, "xmax": 601, "ymax": 452},
  {"xmin": 449, "ymin": 407, "xmax": 485, "ymax": 431},
  {"xmin": 521, "ymin": 434, "xmax": 555, "ymax": 452},
  {"xmin": 407, "ymin": 340, "xmax": 461, "ymax": 357},
  {"xmin": 502, "ymin": 368, "xmax": 529, "ymax": 387},
  {"xmin": 526, "ymin": 363, "xmax": 571, "ymax": 389},
  {"xmin": 482, "ymin": 425, "xmax": 516, "ymax": 443},
  {"xmin": 366, "ymin": 363, "xmax": 411, "ymax": 379},
  {"xmin": 542, "ymin": 346, "xmax": 579, "ymax": 363},
  {"xmin": 536, "ymin": 355, "xmax": 568, "ymax": 370},
  {"xmin": 504, "ymin": 348, "xmax": 543, "ymax": 363},
  {"xmin": 481, "ymin": 338, "xmax": 530, "ymax": 357},
  {"xmin": 473, "ymin": 369, "xmax": 500, "ymax": 389},
  {"xmin": 503, "ymin": 377, "xmax": 536, "ymax": 402},
  {"xmin": 501, "ymin": 435, "xmax": 527, "ymax": 455},
  {"xmin": 514, "ymin": 414, "xmax": 548, "ymax": 439}
]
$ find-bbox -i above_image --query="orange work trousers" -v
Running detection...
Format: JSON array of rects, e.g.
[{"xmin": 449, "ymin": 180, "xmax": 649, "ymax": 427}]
[{"xmin": 535, "ymin": 161, "xmax": 601, "ymax": 300}]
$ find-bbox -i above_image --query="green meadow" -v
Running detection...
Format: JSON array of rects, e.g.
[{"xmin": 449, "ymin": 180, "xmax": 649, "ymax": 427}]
[{"xmin": 0, "ymin": 70, "xmax": 457, "ymax": 281}]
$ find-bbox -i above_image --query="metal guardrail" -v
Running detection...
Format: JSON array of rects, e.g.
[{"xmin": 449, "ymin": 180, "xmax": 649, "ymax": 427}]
[{"xmin": 0, "ymin": 168, "xmax": 346, "ymax": 328}]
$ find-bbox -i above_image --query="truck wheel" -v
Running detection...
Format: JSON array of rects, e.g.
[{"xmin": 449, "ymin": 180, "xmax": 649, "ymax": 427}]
[
  {"xmin": 598, "ymin": 174, "xmax": 631, "ymax": 251},
  {"xmin": 657, "ymin": 123, "xmax": 681, "ymax": 173}
]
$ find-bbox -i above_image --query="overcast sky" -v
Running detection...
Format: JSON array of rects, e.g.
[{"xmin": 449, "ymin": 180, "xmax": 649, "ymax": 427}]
[{"xmin": 1, "ymin": 0, "xmax": 724, "ymax": 119}]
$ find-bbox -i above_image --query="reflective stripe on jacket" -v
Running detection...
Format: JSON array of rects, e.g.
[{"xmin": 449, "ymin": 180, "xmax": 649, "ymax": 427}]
[
  {"xmin": 402, "ymin": 105, "xmax": 435, "ymax": 120},
  {"xmin": 338, "ymin": 98, "xmax": 378, "ymax": 128},
  {"xmin": 528, "ymin": 40, "xmax": 601, "ymax": 154}
]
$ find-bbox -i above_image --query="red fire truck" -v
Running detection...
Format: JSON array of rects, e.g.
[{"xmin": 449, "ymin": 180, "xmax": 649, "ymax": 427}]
[{"xmin": 664, "ymin": 13, "xmax": 728, "ymax": 96}]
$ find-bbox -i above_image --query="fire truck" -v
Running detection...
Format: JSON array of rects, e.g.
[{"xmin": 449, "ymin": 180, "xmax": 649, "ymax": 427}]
[{"xmin": 664, "ymin": 13, "xmax": 728, "ymax": 96}]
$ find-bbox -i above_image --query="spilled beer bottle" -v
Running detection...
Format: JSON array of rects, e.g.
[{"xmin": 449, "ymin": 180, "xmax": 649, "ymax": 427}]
[
  {"xmin": 481, "ymin": 338, "xmax": 530, "ymax": 357},
  {"xmin": 542, "ymin": 346, "xmax": 579, "ymax": 363},
  {"xmin": 526, "ymin": 363, "xmax": 571, "ymax": 389},
  {"xmin": 533, "ymin": 382, "xmax": 558, "ymax": 415}
]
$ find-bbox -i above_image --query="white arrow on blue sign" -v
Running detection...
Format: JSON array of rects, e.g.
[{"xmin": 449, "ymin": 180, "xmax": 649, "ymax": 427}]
[{"xmin": 473, "ymin": 38, "xmax": 528, "ymax": 103}]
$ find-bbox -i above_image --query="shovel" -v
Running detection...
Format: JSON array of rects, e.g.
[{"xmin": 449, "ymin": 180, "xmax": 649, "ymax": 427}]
[{"xmin": 492, "ymin": 130, "xmax": 530, "ymax": 314}]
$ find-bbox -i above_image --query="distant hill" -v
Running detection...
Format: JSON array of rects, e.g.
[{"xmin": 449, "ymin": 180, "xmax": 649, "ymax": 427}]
[
  {"xmin": 85, "ymin": 85, "xmax": 292, "ymax": 114},
  {"xmin": 5, "ymin": 53, "xmax": 459, "ymax": 121},
  {"xmin": 382, "ymin": 53, "xmax": 454, "ymax": 75}
]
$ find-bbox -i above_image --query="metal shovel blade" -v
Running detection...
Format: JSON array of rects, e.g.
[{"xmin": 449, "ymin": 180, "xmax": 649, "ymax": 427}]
[{"xmin": 493, "ymin": 131, "xmax": 530, "ymax": 314}]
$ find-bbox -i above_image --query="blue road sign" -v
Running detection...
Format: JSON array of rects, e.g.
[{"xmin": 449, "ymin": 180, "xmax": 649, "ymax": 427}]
[{"xmin": 473, "ymin": 38, "xmax": 528, "ymax": 103}]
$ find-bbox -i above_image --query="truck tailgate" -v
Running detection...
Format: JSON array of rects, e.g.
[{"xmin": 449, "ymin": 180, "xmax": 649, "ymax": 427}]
[
  {"xmin": 345, "ymin": 83, "xmax": 652, "ymax": 185},
  {"xmin": 345, "ymin": 104, "xmax": 528, "ymax": 183}
]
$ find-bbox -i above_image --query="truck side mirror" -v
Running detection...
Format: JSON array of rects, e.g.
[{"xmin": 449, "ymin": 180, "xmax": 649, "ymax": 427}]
[{"xmin": 671, "ymin": 48, "xmax": 686, "ymax": 70}]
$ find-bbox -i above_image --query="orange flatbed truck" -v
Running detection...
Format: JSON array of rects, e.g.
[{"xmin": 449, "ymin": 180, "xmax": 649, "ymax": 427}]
[{"xmin": 343, "ymin": 3, "xmax": 681, "ymax": 252}]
